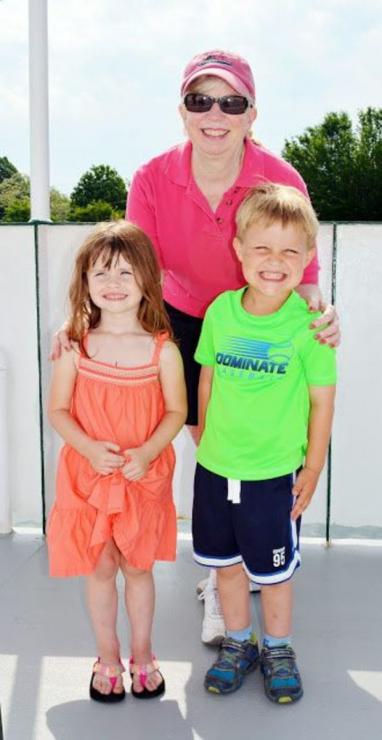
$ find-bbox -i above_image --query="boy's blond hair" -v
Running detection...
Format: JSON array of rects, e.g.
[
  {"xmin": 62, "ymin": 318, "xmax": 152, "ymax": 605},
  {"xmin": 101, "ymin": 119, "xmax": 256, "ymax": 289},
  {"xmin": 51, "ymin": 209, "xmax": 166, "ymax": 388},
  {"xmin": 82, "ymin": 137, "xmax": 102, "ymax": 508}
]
[{"xmin": 235, "ymin": 183, "xmax": 319, "ymax": 249}]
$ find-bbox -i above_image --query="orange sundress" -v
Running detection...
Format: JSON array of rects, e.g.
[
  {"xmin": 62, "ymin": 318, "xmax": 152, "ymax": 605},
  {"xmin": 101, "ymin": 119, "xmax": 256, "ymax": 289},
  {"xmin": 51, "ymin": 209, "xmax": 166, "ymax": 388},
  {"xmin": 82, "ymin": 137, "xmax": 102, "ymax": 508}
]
[{"xmin": 47, "ymin": 333, "xmax": 176, "ymax": 577}]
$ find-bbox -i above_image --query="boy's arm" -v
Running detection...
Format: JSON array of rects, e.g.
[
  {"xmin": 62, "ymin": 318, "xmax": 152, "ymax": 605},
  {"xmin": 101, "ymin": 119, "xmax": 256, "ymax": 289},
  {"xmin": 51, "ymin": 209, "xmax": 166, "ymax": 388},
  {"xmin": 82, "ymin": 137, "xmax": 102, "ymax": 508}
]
[
  {"xmin": 48, "ymin": 348, "xmax": 125, "ymax": 474},
  {"xmin": 291, "ymin": 384, "xmax": 336, "ymax": 521},
  {"xmin": 196, "ymin": 365, "xmax": 214, "ymax": 445}
]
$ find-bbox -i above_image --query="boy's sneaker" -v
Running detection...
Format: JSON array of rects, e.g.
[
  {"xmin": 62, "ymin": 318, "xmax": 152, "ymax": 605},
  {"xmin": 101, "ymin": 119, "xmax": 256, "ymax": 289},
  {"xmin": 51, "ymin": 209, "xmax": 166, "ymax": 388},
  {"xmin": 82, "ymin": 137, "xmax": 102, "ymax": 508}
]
[
  {"xmin": 260, "ymin": 645, "xmax": 303, "ymax": 704},
  {"xmin": 196, "ymin": 576, "xmax": 261, "ymax": 596},
  {"xmin": 199, "ymin": 582, "xmax": 226, "ymax": 646},
  {"xmin": 204, "ymin": 634, "xmax": 260, "ymax": 694}
]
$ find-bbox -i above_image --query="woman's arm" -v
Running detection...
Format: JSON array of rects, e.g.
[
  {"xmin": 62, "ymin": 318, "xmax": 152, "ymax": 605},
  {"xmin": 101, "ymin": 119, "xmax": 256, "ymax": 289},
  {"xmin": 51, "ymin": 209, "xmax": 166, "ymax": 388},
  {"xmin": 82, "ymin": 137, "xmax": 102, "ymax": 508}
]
[
  {"xmin": 122, "ymin": 341, "xmax": 187, "ymax": 480},
  {"xmin": 291, "ymin": 384, "xmax": 336, "ymax": 521},
  {"xmin": 48, "ymin": 349, "xmax": 125, "ymax": 474}
]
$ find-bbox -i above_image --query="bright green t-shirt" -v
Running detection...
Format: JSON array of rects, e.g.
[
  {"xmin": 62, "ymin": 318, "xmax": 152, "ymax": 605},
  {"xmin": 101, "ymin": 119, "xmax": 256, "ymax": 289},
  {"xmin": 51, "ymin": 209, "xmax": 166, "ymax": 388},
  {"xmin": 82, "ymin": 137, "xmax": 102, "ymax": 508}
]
[{"xmin": 195, "ymin": 288, "xmax": 336, "ymax": 480}]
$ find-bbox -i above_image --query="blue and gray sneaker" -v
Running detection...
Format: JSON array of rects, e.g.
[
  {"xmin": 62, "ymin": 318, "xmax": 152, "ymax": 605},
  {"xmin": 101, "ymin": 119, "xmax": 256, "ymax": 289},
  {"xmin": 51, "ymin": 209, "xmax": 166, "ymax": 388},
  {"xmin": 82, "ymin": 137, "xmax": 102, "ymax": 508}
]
[
  {"xmin": 204, "ymin": 634, "xmax": 259, "ymax": 694},
  {"xmin": 260, "ymin": 645, "xmax": 303, "ymax": 704}
]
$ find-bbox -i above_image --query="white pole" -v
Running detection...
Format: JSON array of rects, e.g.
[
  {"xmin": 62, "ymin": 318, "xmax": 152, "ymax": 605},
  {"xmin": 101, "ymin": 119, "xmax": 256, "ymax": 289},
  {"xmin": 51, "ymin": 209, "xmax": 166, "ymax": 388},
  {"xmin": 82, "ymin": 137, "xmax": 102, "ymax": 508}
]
[
  {"xmin": 28, "ymin": 0, "xmax": 51, "ymax": 221},
  {"xmin": 0, "ymin": 350, "xmax": 11, "ymax": 534}
]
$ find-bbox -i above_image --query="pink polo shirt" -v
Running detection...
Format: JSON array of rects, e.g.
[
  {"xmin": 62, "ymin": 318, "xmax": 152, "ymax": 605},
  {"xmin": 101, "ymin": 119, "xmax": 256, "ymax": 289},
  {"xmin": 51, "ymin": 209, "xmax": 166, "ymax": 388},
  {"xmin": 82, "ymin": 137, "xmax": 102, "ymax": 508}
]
[{"xmin": 127, "ymin": 139, "xmax": 319, "ymax": 318}]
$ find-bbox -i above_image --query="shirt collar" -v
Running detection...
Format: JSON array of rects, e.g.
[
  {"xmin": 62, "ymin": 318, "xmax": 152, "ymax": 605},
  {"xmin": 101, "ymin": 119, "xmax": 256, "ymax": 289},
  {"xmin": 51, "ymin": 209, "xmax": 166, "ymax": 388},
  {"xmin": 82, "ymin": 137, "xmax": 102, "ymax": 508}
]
[{"xmin": 163, "ymin": 138, "xmax": 265, "ymax": 188}]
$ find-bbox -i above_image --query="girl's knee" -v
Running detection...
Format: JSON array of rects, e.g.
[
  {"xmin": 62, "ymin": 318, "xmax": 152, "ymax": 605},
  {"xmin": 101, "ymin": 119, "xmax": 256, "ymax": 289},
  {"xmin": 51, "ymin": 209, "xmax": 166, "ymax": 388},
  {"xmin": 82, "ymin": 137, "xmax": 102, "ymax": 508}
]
[
  {"xmin": 120, "ymin": 560, "xmax": 151, "ymax": 580},
  {"xmin": 93, "ymin": 543, "xmax": 120, "ymax": 580}
]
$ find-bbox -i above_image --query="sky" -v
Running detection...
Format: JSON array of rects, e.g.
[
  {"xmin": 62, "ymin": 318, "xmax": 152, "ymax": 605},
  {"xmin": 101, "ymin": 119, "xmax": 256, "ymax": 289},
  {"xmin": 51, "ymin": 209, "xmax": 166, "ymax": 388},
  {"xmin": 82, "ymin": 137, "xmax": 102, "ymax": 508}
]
[{"xmin": 1, "ymin": 0, "xmax": 381, "ymax": 196}]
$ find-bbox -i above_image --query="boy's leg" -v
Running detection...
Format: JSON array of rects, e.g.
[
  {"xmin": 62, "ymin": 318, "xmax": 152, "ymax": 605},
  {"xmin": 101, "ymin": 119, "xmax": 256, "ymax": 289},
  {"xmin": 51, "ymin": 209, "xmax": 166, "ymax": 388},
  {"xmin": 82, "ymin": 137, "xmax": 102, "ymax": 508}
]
[
  {"xmin": 261, "ymin": 580, "xmax": 292, "ymax": 637},
  {"xmin": 86, "ymin": 539, "xmax": 124, "ymax": 695},
  {"xmin": 217, "ymin": 563, "xmax": 251, "ymax": 630},
  {"xmin": 234, "ymin": 472, "xmax": 303, "ymax": 703},
  {"xmin": 260, "ymin": 580, "xmax": 303, "ymax": 703},
  {"xmin": 120, "ymin": 559, "xmax": 163, "ymax": 693},
  {"xmin": 204, "ymin": 564, "xmax": 259, "ymax": 695}
]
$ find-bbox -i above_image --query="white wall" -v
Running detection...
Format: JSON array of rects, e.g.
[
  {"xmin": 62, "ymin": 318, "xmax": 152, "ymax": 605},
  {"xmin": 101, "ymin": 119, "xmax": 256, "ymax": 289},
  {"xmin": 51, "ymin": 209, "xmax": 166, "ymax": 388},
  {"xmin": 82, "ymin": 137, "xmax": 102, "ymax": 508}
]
[{"xmin": 0, "ymin": 222, "xmax": 381, "ymax": 537}]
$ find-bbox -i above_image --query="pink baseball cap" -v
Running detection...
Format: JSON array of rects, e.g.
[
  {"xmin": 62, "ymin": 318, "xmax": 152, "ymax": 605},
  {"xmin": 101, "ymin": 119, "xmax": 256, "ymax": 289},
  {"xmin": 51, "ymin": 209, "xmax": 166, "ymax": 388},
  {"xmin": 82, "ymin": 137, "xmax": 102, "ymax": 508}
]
[{"xmin": 181, "ymin": 49, "xmax": 255, "ymax": 100}]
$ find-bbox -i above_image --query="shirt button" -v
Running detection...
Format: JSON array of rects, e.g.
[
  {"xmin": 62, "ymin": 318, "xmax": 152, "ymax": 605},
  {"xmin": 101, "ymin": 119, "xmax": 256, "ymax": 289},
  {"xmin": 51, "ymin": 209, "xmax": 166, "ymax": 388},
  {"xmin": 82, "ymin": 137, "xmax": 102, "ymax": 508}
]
[
  {"xmin": 225, "ymin": 199, "xmax": 233, "ymax": 206},
  {"xmin": 216, "ymin": 216, "xmax": 224, "ymax": 224}
]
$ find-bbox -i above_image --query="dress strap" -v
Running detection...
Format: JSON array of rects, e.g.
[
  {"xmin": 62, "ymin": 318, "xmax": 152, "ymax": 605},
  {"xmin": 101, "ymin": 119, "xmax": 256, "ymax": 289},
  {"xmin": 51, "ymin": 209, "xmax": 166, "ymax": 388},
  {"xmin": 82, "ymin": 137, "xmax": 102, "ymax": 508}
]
[{"xmin": 151, "ymin": 332, "xmax": 169, "ymax": 366}]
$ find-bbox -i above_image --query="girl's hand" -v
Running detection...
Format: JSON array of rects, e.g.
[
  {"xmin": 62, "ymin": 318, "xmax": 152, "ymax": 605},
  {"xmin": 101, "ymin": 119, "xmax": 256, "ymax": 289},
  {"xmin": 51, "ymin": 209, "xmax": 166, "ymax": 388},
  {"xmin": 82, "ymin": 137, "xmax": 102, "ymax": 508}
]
[
  {"xmin": 296, "ymin": 284, "xmax": 340, "ymax": 347},
  {"xmin": 121, "ymin": 447, "xmax": 151, "ymax": 481},
  {"xmin": 50, "ymin": 326, "xmax": 71, "ymax": 361},
  {"xmin": 86, "ymin": 441, "xmax": 125, "ymax": 475},
  {"xmin": 291, "ymin": 467, "xmax": 319, "ymax": 521}
]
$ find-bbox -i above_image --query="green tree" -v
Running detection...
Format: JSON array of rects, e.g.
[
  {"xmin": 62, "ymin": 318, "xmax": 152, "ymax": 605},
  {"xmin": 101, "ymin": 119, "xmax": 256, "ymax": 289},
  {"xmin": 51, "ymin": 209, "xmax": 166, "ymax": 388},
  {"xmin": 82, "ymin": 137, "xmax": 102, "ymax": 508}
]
[
  {"xmin": 2, "ymin": 198, "xmax": 30, "ymax": 222},
  {"xmin": 282, "ymin": 107, "xmax": 382, "ymax": 221},
  {"xmin": 50, "ymin": 188, "xmax": 71, "ymax": 222},
  {"xmin": 68, "ymin": 200, "xmax": 115, "ymax": 222},
  {"xmin": 0, "ymin": 173, "xmax": 30, "ymax": 220},
  {"xmin": 71, "ymin": 165, "xmax": 127, "ymax": 212},
  {"xmin": 0, "ymin": 156, "xmax": 18, "ymax": 184}
]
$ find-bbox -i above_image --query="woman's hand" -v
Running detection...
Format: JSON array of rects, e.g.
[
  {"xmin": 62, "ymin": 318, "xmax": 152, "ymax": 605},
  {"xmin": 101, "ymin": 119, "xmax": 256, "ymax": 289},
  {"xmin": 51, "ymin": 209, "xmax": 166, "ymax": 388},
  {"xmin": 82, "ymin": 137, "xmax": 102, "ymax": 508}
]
[
  {"xmin": 296, "ymin": 284, "xmax": 340, "ymax": 347},
  {"xmin": 49, "ymin": 325, "xmax": 72, "ymax": 361},
  {"xmin": 86, "ymin": 441, "xmax": 125, "ymax": 475},
  {"xmin": 122, "ymin": 446, "xmax": 152, "ymax": 481}
]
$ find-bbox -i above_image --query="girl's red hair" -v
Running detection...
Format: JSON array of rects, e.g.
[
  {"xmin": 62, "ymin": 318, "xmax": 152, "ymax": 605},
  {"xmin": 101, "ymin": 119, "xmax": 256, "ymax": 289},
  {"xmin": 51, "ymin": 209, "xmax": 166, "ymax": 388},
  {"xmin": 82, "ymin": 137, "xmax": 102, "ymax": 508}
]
[{"xmin": 67, "ymin": 220, "xmax": 173, "ymax": 354}]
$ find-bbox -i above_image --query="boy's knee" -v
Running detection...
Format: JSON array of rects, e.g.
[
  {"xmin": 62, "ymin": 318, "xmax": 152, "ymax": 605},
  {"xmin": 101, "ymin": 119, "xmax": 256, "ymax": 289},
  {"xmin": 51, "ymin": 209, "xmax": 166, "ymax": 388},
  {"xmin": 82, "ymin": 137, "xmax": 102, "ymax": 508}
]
[{"xmin": 217, "ymin": 564, "xmax": 245, "ymax": 581}]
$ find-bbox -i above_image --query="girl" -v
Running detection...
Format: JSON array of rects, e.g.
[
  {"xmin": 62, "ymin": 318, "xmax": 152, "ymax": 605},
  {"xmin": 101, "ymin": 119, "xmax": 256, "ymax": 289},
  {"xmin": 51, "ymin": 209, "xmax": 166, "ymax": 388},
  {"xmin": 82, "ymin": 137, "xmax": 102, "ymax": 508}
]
[{"xmin": 47, "ymin": 221, "xmax": 187, "ymax": 703}]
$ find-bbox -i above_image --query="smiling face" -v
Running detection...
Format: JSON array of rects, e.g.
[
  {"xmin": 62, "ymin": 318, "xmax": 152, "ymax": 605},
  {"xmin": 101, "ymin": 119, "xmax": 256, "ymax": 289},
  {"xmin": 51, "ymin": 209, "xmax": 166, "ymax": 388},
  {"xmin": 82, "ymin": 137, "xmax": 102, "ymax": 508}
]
[
  {"xmin": 179, "ymin": 76, "xmax": 256, "ymax": 158},
  {"xmin": 233, "ymin": 220, "xmax": 315, "ymax": 310},
  {"xmin": 87, "ymin": 253, "xmax": 143, "ymax": 316}
]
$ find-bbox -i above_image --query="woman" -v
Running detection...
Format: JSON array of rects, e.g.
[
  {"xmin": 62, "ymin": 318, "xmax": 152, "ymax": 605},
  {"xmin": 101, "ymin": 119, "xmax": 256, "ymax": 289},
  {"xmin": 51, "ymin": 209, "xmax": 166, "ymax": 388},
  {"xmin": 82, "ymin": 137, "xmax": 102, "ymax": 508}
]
[{"xmin": 125, "ymin": 49, "xmax": 339, "ymax": 646}]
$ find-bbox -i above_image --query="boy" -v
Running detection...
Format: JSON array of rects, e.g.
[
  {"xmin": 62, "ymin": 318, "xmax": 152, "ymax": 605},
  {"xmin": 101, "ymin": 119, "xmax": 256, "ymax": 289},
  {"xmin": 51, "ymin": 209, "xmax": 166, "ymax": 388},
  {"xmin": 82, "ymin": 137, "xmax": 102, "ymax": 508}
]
[{"xmin": 192, "ymin": 183, "xmax": 336, "ymax": 703}]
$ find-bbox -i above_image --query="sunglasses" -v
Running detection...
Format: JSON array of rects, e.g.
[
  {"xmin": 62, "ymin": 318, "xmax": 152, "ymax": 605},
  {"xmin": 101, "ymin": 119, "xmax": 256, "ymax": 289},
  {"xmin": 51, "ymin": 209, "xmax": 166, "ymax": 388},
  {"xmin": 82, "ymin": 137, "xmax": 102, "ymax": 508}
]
[{"xmin": 183, "ymin": 93, "xmax": 251, "ymax": 115}]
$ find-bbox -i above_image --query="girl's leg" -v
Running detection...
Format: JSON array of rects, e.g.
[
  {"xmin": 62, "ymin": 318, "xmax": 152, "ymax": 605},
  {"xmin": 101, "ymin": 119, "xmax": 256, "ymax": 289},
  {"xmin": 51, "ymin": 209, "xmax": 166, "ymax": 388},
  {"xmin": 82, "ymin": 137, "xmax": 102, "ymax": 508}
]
[
  {"xmin": 260, "ymin": 580, "xmax": 293, "ymax": 638},
  {"xmin": 120, "ymin": 559, "xmax": 162, "ymax": 692},
  {"xmin": 86, "ymin": 539, "xmax": 123, "ymax": 695}
]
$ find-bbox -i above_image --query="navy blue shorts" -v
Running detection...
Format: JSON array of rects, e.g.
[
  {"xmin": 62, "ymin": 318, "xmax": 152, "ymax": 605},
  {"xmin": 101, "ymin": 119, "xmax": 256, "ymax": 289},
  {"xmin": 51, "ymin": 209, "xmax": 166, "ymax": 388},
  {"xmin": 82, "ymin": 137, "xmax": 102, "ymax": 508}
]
[{"xmin": 192, "ymin": 464, "xmax": 301, "ymax": 585}]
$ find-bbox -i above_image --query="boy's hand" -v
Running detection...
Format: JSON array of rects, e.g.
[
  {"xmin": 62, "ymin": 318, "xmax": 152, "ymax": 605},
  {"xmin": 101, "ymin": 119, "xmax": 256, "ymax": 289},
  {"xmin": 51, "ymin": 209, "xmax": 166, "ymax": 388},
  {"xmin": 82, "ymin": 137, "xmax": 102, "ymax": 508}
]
[
  {"xmin": 122, "ymin": 447, "xmax": 151, "ymax": 481},
  {"xmin": 86, "ymin": 441, "xmax": 125, "ymax": 475},
  {"xmin": 291, "ymin": 467, "xmax": 320, "ymax": 521}
]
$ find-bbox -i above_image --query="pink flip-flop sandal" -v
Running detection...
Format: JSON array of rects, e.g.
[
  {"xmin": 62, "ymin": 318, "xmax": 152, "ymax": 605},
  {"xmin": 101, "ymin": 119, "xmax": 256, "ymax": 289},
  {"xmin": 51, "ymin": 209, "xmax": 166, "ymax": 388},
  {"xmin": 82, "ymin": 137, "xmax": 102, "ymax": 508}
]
[
  {"xmin": 129, "ymin": 656, "xmax": 165, "ymax": 699},
  {"xmin": 90, "ymin": 658, "xmax": 126, "ymax": 703}
]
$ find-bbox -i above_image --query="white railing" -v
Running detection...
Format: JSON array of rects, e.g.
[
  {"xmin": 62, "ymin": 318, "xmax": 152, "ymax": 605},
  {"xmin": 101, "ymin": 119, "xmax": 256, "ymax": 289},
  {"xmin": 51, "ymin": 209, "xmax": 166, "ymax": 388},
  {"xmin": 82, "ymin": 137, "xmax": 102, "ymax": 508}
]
[{"xmin": 1, "ymin": 222, "xmax": 381, "ymax": 538}]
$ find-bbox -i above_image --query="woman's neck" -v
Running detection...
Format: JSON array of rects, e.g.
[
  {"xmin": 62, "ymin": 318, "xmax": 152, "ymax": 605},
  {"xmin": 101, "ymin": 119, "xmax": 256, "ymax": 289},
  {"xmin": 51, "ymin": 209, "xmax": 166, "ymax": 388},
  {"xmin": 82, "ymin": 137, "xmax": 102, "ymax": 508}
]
[{"xmin": 191, "ymin": 141, "xmax": 245, "ymax": 209}]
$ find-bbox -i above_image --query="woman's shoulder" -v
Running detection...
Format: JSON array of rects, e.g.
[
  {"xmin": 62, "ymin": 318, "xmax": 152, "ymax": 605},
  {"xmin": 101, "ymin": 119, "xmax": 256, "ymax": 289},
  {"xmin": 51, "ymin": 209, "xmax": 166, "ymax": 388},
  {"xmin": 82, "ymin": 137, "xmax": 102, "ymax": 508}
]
[{"xmin": 245, "ymin": 139, "xmax": 307, "ymax": 192}]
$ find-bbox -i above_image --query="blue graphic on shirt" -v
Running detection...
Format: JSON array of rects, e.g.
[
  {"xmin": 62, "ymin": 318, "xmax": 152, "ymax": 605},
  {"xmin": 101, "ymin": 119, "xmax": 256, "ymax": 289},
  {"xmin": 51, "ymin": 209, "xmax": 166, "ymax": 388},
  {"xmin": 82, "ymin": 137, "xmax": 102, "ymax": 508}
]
[{"xmin": 215, "ymin": 337, "xmax": 293, "ymax": 378}]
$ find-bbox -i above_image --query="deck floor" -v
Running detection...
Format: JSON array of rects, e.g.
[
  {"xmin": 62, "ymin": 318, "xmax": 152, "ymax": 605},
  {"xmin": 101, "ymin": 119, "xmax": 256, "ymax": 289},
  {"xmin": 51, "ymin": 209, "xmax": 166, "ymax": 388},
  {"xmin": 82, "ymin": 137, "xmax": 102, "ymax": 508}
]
[{"xmin": 0, "ymin": 528, "xmax": 381, "ymax": 740}]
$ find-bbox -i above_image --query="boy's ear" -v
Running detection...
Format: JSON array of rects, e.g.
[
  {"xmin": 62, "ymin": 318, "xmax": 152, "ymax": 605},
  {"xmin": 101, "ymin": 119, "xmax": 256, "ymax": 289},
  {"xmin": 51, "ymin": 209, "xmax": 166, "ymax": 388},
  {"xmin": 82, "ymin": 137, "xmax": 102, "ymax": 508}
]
[{"xmin": 233, "ymin": 236, "xmax": 243, "ymax": 262}]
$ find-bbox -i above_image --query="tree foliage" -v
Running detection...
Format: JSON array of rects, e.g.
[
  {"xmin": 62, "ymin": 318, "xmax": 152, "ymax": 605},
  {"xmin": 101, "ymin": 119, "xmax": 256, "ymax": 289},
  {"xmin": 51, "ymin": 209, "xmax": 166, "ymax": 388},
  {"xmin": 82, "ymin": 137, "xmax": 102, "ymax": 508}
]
[
  {"xmin": 50, "ymin": 188, "xmax": 71, "ymax": 222},
  {"xmin": 0, "ymin": 173, "xmax": 30, "ymax": 220},
  {"xmin": 70, "ymin": 164, "xmax": 127, "ymax": 212},
  {"xmin": 282, "ymin": 107, "xmax": 382, "ymax": 220},
  {"xmin": 68, "ymin": 200, "xmax": 116, "ymax": 222},
  {"xmin": 0, "ymin": 156, "xmax": 18, "ymax": 184}
]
